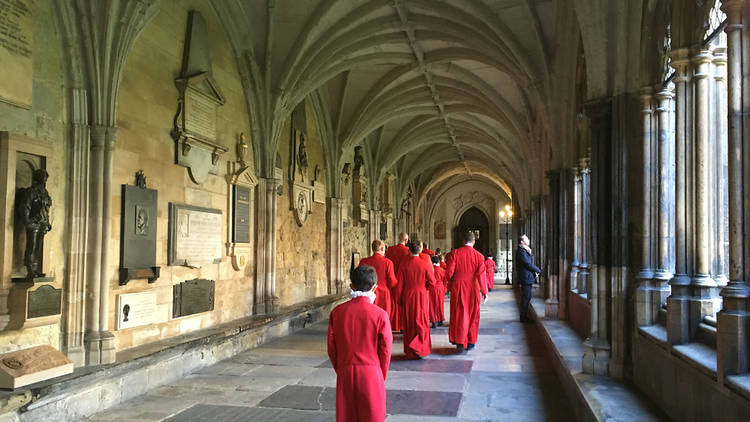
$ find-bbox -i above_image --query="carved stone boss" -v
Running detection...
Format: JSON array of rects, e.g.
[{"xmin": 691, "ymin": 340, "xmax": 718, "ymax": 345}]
[
  {"xmin": 119, "ymin": 171, "xmax": 160, "ymax": 285},
  {"xmin": 171, "ymin": 10, "xmax": 227, "ymax": 184}
]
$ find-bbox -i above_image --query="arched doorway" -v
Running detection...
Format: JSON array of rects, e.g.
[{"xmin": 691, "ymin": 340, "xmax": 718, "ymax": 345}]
[{"xmin": 455, "ymin": 207, "xmax": 489, "ymax": 257}]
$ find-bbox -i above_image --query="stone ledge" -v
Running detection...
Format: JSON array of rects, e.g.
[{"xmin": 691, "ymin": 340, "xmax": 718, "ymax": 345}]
[
  {"xmin": 528, "ymin": 298, "xmax": 665, "ymax": 422},
  {"xmin": 672, "ymin": 342, "xmax": 718, "ymax": 378},
  {"xmin": 0, "ymin": 293, "xmax": 347, "ymax": 422},
  {"xmin": 638, "ymin": 324, "xmax": 667, "ymax": 346},
  {"xmin": 727, "ymin": 374, "xmax": 750, "ymax": 402}
]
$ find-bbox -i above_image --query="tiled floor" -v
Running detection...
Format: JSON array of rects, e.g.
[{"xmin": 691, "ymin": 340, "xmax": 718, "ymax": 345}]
[{"xmin": 85, "ymin": 281, "xmax": 575, "ymax": 421}]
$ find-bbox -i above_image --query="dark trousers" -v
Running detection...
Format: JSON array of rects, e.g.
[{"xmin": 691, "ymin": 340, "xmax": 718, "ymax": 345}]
[{"xmin": 520, "ymin": 283, "xmax": 532, "ymax": 320}]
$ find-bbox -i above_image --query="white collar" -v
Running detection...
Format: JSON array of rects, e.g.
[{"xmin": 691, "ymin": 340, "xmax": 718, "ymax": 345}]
[
  {"xmin": 350, "ymin": 290, "xmax": 376, "ymax": 304},
  {"xmin": 520, "ymin": 244, "xmax": 532, "ymax": 254}
]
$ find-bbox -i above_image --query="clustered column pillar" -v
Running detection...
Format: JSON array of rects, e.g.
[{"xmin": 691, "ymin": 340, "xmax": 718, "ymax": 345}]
[
  {"xmin": 578, "ymin": 157, "xmax": 591, "ymax": 297},
  {"xmin": 327, "ymin": 197, "xmax": 345, "ymax": 294},
  {"xmin": 718, "ymin": 0, "xmax": 750, "ymax": 380},
  {"xmin": 570, "ymin": 168, "xmax": 581, "ymax": 293},
  {"xmin": 653, "ymin": 86, "xmax": 675, "ymax": 321},
  {"xmin": 545, "ymin": 170, "xmax": 560, "ymax": 318},
  {"xmin": 635, "ymin": 89, "xmax": 656, "ymax": 326},
  {"xmin": 668, "ymin": 48, "xmax": 693, "ymax": 345},
  {"xmin": 256, "ymin": 177, "xmax": 280, "ymax": 314}
]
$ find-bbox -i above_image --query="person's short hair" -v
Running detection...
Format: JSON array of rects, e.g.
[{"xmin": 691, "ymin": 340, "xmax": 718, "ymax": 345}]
[
  {"xmin": 398, "ymin": 232, "xmax": 409, "ymax": 242},
  {"xmin": 463, "ymin": 231, "xmax": 475, "ymax": 244},
  {"xmin": 351, "ymin": 265, "xmax": 377, "ymax": 291},
  {"xmin": 519, "ymin": 234, "xmax": 529, "ymax": 243},
  {"xmin": 431, "ymin": 256, "xmax": 440, "ymax": 264},
  {"xmin": 407, "ymin": 241, "xmax": 422, "ymax": 255},
  {"xmin": 371, "ymin": 239, "xmax": 385, "ymax": 253}
]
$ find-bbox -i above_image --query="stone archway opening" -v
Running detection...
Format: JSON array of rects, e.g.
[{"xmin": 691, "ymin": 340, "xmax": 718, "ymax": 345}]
[{"xmin": 455, "ymin": 206, "xmax": 490, "ymax": 257}]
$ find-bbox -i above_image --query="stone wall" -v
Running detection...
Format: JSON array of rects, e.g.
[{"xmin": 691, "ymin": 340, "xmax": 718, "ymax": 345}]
[
  {"xmin": 275, "ymin": 104, "xmax": 328, "ymax": 307},
  {"xmin": 0, "ymin": 0, "xmax": 66, "ymax": 353},
  {"xmin": 110, "ymin": 0, "xmax": 254, "ymax": 350}
]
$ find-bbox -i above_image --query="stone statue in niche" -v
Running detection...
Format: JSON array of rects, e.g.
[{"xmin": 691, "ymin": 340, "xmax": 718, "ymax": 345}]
[
  {"xmin": 361, "ymin": 184, "xmax": 368, "ymax": 204},
  {"xmin": 16, "ymin": 169, "xmax": 52, "ymax": 280},
  {"xmin": 297, "ymin": 133, "xmax": 309, "ymax": 182},
  {"xmin": 341, "ymin": 163, "xmax": 351, "ymax": 185},
  {"xmin": 237, "ymin": 133, "xmax": 249, "ymax": 167},
  {"xmin": 353, "ymin": 146, "xmax": 365, "ymax": 177}
]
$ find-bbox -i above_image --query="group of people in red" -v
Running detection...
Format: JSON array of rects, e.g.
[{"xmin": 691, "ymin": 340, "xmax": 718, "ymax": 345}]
[{"xmin": 327, "ymin": 231, "xmax": 497, "ymax": 421}]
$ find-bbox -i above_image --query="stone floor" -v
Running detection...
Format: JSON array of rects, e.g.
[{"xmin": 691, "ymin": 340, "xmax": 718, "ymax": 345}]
[{"xmin": 84, "ymin": 281, "xmax": 575, "ymax": 421}]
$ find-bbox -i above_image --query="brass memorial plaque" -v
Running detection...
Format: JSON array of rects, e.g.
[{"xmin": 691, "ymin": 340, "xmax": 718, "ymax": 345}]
[
  {"xmin": 172, "ymin": 278, "xmax": 215, "ymax": 318},
  {"xmin": 27, "ymin": 284, "xmax": 61, "ymax": 319}
]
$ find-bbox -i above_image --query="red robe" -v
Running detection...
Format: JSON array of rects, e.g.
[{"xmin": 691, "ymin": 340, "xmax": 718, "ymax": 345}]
[
  {"xmin": 398, "ymin": 255, "xmax": 435, "ymax": 359},
  {"xmin": 385, "ymin": 243, "xmax": 410, "ymax": 331},
  {"xmin": 484, "ymin": 258, "xmax": 497, "ymax": 291},
  {"xmin": 423, "ymin": 248, "xmax": 435, "ymax": 257},
  {"xmin": 359, "ymin": 254, "xmax": 398, "ymax": 319},
  {"xmin": 430, "ymin": 265, "xmax": 447, "ymax": 323},
  {"xmin": 419, "ymin": 252, "xmax": 435, "ymax": 279},
  {"xmin": 328, "ymin": 297, "xmax": 393, "ymax": 422},
  {"xmin": 446, "ymin": 245, "xmax": 487, "ymax": 348}
]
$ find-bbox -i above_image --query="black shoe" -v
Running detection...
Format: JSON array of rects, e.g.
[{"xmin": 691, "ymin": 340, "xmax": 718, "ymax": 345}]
[
  {"xmin": 456, "ymin": 344, "xmax": 465, "ymax": 354},
  {"xmin": 431, "ymin": 322, "xmax": 436, "ymax": 329},
  {"xmin": 438, "ymin": 321, "xmax": 444, "ymax": 326},
  {"xmin": 467, "ymin": 344, "xmax": 475, "ymax": 351}
]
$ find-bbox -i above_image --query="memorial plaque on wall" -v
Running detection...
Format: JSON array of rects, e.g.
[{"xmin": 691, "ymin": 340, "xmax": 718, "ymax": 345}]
[
  {"xmin": 0, "ymin": 0, "xmax": 34, "ymax": 108},
  {"xmin": 168, "ymin": 203, "xmax": 222, "ymax": 266},
  {"xmin": 27, "ymin": 284, "xmax": 61, "ymax": 319},
  {"xmin": 120, "ymin": 184, "xmax": 159, "ymax": 284},
  {"xmin": 232, "ymin": 185, "xmax": 250, "ymax": 243},
  {"xmin": 172, "ymin": 278, "xmax": 215, "ymax": 318},
  {"xmin": 116, "ymin": 291, "xmax": 162, "ymax": 330}
]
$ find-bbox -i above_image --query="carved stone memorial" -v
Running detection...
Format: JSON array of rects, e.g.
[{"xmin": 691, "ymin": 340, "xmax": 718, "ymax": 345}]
[
  {"xmin": 0, "ymin": 345, "xmax": 73, "ymax": 389},
  {"xmin": 119, "ymin": 171, "xmax": 160, "ymax": 285},
  {"xmin": 0, "ymin": 0, "xmax": 34, "ymax": 108},
  {"xmin": 226, "ymin": 147, "xmax": 257, "ymax": 272},
  {"xmin": 168, "ymin": 203, "xmax": 222, "ymax": 267},
  {"xmin": 171, "ymin": 10, "xmax": 227, "ymax": 184},
  {"xmin": 172, "ymin": 278, "xmax": 215, "ymax": 318},
  {"xmin": 116, "ymin": 290, "xmax": 163, "ymax": 330}
]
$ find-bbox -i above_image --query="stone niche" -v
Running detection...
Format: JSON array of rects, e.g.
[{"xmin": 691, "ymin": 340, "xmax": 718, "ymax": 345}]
[{"xmin": 0, "ymin": 132, "xmax": 60, "ymax": 331}]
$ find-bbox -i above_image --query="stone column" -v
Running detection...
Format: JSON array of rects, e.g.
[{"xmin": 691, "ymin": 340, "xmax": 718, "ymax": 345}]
[
  {"xmin": 652, "ymin": 87, "xmax": 675, "ymax": 321},
  {"xmin": 557, "ymin": 169, "xmax": 571, "ymax": 319},
  {"xmin": 570, "ymin": 168, "xmax": 581, "ymax": 293},
  {"xmin": 256, "ymin": 177, "xmax": 280, "ymax": 314},
  {"xmin": 83, "ymin": 125, "xmax": 116, "ymax": 365},
  {"xmin": 636, "ymin": 90, "xmax": 656, "ymax": 326},
  {"xmin": 718, "ymin": 0, "xmax": 750, "ymax": 379},
  {"xmin": 327, "ymin": 197, "xmax": 345, "ymax": 294},
  {"xmin": 712, "ymin": 47, "xmax": 729, "ymax": 286},
  {"xmin": 578, "ymin": 157, "xmax": 591, "ymax": 296},
  {"xmin": 668, "ymin": 48, "xmax": 693, "ymax": 345},
  {"xmin": 545, "ymin": 171, "xmax": 560, "ymax": 318},
  {"xmin": 690, "ymin": 48, "xmax": 719, "ymax": 322}
]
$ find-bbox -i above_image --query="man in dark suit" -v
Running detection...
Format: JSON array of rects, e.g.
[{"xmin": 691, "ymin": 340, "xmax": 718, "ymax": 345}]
[{"xmin": 516, "ymin": 234, "xmax": 541, "ymax": 322}]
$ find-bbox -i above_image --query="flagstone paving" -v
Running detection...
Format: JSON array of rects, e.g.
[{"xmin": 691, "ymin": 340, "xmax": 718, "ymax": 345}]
[{"xmin": 85, "ymin": 280, "xmax": 575, "ymax": 421}]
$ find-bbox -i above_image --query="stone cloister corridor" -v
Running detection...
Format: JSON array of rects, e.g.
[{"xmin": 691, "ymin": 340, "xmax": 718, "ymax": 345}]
[{"xmin": 2, "ymin": 0, "xmax": 750, "ymax": 421}]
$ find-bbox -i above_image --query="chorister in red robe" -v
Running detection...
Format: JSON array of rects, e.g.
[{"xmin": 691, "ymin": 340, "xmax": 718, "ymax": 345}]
[
  {"xmin": 385, "ymin": 242, "xmax": 409, "ymax": 331},
  {"xmin": 446, "ymin": 244, "xmax": 487, "ymax": 349},
  {"xmin": 430, "ymin": 263, "xmax": 447, "ymax": 324},
  {"xmin": 398, "ymin": 255, "xmax": 435, "ymax": 359},
  {"xmin": 328, "ymin": 296, "xmax": 393, "ymax": 422},
  {"xmin": 359, "ymin": 253, "xmax": 398, "ymax": 318},
  {"xmin": 419, "ymin": 251, "xmax": 435, "ymax": 279},
  {"xmin": 484, "ymin": 258, "xmax": 497, "ymax": 292}
]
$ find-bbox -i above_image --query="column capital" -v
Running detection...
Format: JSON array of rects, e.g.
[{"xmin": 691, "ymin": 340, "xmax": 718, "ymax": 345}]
[{"xmin": 721, "ymin": 0, "xmax": 746, "ymax": 24}]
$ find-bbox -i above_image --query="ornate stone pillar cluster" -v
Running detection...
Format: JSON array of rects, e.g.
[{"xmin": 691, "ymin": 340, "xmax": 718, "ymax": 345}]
[
  {"xmin": 327, "ymin": 197, "xmax": 345, "ymax": 294},
  {"xmin": 256, "ymin": 177, "xmax": 281, "ymax": 314},
  {"xmin": 636, "ymin": 85, "xmax": 675, "ymax": 327},
  {"xmin": 545, "ymin": 170, "xmax": 560, "ymax": 318},
  {"xmin": 717, "ymin": 0, "xmax": 750, "ymax": 380},
  {"xmin": 582, "ymin": 99, "xmax": 612, "ymax": 376},
  {"xmin": 578, "ymin": 157, "xmax": 591, "ymax": 297},
  {"xmin": 569, "ymin": 168, "xmax": 582, "ymax": 293}
]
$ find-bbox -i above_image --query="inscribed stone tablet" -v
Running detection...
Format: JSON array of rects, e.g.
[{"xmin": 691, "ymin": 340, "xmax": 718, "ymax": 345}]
[
  {"xmin": 27, "ymin": 284, "xmax": 61, "ymax": 319},
  {"xmin": 0, "ymin": 345, "xmax": 73, "ymax": 389},
  {"xmin": 232, "ymin": 185, "xmax": 250, "ymax": 243},
  {"xmin": 116, "ymin": 291, "xmax": 160, "ymax": 330},
  {"xmin": 0, "ymin": 0, "xmax": 33, "ymax": 108},
  {"xmin": 184, "ymin": 87, "xmax": 217, "ymax": 140},
  {"xmin": 172, "ymin": 278, "xmax": 214, "ymax": 318},
  {"xmin": 169, "ymin": 203, "xmax": 222, "ymax": 266}
]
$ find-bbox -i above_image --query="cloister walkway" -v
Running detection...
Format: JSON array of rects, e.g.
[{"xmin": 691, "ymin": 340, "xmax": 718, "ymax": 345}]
[{"xmin": 85, "ymin": 280, "xmax": 575, "ymax": 421}]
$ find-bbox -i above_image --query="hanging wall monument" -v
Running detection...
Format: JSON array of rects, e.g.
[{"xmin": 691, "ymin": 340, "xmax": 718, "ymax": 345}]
[
  {"xmin": 119, "ymin": 171, "xmax": 160, "ymax": 285},
  {"xmin": 0, "ymin": 0, "xmax": 34, "ymax": 109}
]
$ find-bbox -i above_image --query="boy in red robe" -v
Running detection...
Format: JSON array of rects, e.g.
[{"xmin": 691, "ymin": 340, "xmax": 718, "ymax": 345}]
[
  {"xmin": 446, "ymin": 232, "xmax": 487, "ymax": 353},
  {"xmin": 430, "ymin": 255, "xmax": 447, "ymax": 327},
  {"xmin": 328, "ymin": 265, "xmax": 393, "ymax": 422},
  {"xmin": 484, "ymin": 256, "xmax": 497, "ymax": 292},
  {"xmin": 359, "ymin": 240, "xmax": 398, "ymax": 320},
  {"xmin": 385, "ymin": 232, "xmax": 410, "ymax": 332},
  {"xmin": 397, "ymin": 241, "xmax": 435, "ymax": 359}
]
